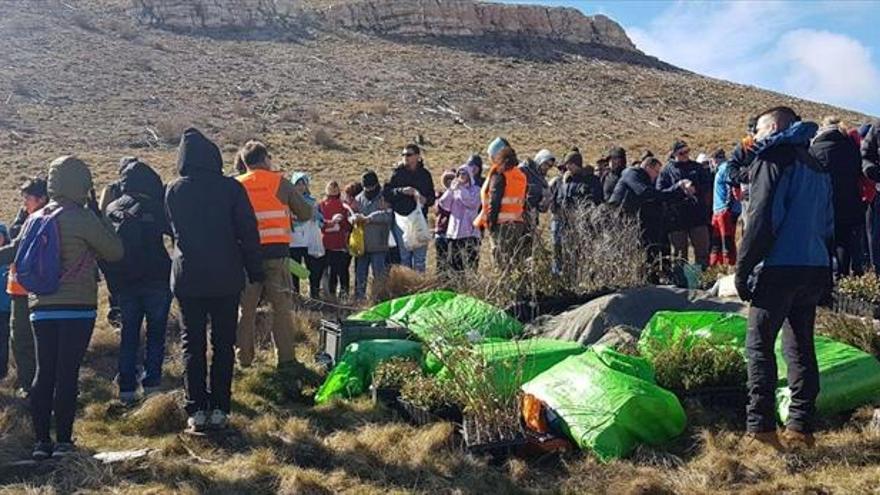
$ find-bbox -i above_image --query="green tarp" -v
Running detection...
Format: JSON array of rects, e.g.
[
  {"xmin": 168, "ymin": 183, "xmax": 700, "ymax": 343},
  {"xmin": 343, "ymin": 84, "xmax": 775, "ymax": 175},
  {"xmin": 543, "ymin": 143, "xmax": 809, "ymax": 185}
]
[
  {"xmin": 350, "ymin": 290, "xmax": 524, "ymax": 342},
  {"xmin": 434, "ymin": 339, "xmax": 586, "ymax": 398},
  {"xmin": 639, "ymin": 311, "xmax": 880, "ymax": 420},
  {"xmin": 314, "ymin": 339, "xmax": 422, "ymax": 405},
  {"xmin": 521, "ymin": 346, "xmax": 686, "ymax": 461}
]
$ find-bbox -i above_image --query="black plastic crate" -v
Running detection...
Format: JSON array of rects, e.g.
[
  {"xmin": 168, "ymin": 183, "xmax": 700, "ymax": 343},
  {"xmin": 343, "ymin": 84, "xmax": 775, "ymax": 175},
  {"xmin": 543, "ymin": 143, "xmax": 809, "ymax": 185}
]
[
  {"xmin": 832, "ymin": 291, "xmax": 880, "ymax": 320},
  {"xmin": 397, "ymin": 398, "xmax": 462, "ymax": 427},
  {"xmin": 317, "ymin": 319, "xmax": 407, "ymax": 367},
  {"xmin": 370, "ymin": 385, "xmax": 401, "ymax": 407},
  {"xmin": 461, "ymin": 415, "xmax": 527, "ymax": 457}
]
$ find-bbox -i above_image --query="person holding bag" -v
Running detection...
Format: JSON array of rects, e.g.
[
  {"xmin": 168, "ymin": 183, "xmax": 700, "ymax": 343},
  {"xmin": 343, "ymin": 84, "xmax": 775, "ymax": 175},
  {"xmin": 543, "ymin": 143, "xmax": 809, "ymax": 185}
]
[
  {"xmin": 384, "ymin": 144, "xmax": 435, "ymax": 272},
  {"xmin": 319, "ymin": 181, "xmax": 352, "ymax": 299},
  {"xmin": 289, "ymin": 172, "xmax": 324, "ymax": 299}
]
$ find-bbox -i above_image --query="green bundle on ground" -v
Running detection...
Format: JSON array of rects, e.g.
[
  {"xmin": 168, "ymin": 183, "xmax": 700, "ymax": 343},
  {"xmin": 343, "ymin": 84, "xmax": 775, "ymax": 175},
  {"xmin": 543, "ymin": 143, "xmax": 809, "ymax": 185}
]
[
  {"xmin": 314, "ymin": 339, "xmax": 422, "ymax": 404},
  {"xmin": 350, "ymin": 290, "xmax": 524, "ymax": 342},
  {"xmin": 522, "ymin": 346, "xmax": 686, "ymax": 461}
]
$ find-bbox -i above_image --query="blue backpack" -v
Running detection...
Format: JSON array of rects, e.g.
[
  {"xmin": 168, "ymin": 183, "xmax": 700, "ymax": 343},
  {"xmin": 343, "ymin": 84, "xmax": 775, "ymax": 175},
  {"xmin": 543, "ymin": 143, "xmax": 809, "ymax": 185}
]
[{"xmin": 13, "ymin": 207, "xmax": 65, "ymax": 295}]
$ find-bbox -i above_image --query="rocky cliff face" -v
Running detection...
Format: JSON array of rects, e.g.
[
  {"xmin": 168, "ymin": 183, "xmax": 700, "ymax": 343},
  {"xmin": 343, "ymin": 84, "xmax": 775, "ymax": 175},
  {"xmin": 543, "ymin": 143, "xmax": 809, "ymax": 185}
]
[{"xmin": 130, "ymin": 0, "xmax": 637, "ymax": 52}]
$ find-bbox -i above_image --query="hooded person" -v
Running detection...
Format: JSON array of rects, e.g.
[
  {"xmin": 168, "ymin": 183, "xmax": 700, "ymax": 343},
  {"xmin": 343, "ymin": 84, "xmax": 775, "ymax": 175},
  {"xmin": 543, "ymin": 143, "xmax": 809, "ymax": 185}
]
[
  {"xmin": 734, "ymin": 107, "xmax": 832, "ymax": 450},
  {"xmin": 549, "ymin": 147, "xmax": 604, "ymax": 276},
  {"xmin": 709, "ymin": 148, "xmax": 742, "ymax": 267},
  {"xmin": 656, "ymin": 139, "xmax": 714, "ymax": 268},
  {"xmin": 810, "ymin": 118, "xmax": 865, "ymax": 277},
  {"xmin": 0, "ymin": 156, "xmax": 123, "ymax": 460},
  {"xmin": 466, "ymin": 154, "xmax": 484, "ymax": 188},
  {"xmin": 97, "ymin": 156, "xmax": 137, "ymax": 329},
  {"xmin": 434, "ymin": 170, "xmax": 456, "ymax": 272},
  {"xmin": 519, "ymin": 150, "xmax": 554, "ymax": 228},
  {"xmin": 288, "ymin": 172, "xmax": 324, "ymax": 299},
  {"xmin": 165, "ymin": 128, "xmax": 264, "ymax": 433},
  {"xmin": 475, "ymin": 137, "xmax": 528, "ymax": 267},
  {"xmin": 234, "ymin": 142, "xmax": 312, "ymax": 370},
  {"xmin": 351, "ymin": 170, "xmax": 393, "ymax": 300},
  {"xmin": 384, "ymin": 144, "xmax": 436, "ymax": 273},
  {"xmin": 438, "ymin": 164, "xmax": 482, "ymax": 271},
  {"xmin": 101, "ymin": 160, "xmax": 173, "ymax": 404},
  {"xmin": 602, "ymin": 146, "xmax": 627, "ymax": 201}
]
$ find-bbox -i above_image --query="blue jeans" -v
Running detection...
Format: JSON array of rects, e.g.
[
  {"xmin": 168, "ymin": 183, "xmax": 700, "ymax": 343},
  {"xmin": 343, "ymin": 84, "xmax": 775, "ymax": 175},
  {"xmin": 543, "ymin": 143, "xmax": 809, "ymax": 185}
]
[
  {"xmin": 391, "ymin": 221, "xmax": 427, "ymax": 273},
  {"xmin": 355, "ymin": 252, "xmax": 387, "ymax": 299},
  {"xmin": 117, "ymin": 287, "xmax": 172, "ymax": 393}
]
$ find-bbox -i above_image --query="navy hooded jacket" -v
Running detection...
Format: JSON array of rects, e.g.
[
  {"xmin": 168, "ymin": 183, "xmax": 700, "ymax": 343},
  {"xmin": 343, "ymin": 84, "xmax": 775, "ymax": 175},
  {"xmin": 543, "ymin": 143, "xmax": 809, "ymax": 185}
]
[{"xmin": 736, "ymin": 121, "xmax": 833, "ymax": 284}]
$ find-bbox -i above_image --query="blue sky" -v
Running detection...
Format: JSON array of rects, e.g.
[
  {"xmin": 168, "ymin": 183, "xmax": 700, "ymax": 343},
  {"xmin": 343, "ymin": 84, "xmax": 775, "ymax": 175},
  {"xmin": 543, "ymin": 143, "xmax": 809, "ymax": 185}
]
[{"xmin": 500, "ymin": 0, "xmax": 880, "ymax": 116}]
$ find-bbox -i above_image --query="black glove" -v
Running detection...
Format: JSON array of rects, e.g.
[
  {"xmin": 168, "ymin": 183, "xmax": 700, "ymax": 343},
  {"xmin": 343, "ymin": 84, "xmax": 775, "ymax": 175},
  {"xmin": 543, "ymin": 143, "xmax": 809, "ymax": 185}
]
[{"xmin": 734, "ymin": 273, "xmax": 752, "ymax": 302}]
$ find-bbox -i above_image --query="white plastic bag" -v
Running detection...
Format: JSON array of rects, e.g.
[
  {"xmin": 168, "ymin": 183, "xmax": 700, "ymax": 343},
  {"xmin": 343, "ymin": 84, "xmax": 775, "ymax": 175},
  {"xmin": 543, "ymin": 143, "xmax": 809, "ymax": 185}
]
[
  {"xmin": 395, "ymin": 201, "xmax": 431, "ymax": 251},
  {"xmin": 304, "ymin": 220, "xmax": 325, "ymax": 258}
]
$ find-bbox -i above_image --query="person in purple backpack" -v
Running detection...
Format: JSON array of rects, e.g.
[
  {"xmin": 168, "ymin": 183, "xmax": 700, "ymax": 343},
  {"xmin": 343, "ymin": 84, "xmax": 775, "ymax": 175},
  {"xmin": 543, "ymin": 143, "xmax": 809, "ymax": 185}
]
[{"xmin": 0, "ymin": 156, "xmax": 123, "ymax": 460}]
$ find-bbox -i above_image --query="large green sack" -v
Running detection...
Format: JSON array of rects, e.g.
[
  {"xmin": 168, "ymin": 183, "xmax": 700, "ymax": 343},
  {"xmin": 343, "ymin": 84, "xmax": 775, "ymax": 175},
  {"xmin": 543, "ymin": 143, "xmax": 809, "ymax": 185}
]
[
  {"xmin": 521, "ymin": 347, "xmax": 686, "ymax": 461},
  {"xmin": 776, "ymin": 335, "xmax": 880, "ymax": 422},
  {"xmin": 639, "ymin": 311, "xmax": 880, "ymax": 420},
  {"xmin": 351, "ymin": 290, "xmax": 524, "ymax": 342},
  {"xmin": 434, "ymin": 339, "xmax": 586, "ymax": 398},
  {"xmin": 314, "ymin": 339, "xmax": 422, "ymax": 404}
]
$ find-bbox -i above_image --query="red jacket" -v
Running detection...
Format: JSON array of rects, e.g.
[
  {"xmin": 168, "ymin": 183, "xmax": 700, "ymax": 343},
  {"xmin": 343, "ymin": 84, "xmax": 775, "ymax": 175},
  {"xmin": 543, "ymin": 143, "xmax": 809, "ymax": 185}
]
[{"xmin": 319, "ymin": 196, "xmax": 352, "ymax": 251}]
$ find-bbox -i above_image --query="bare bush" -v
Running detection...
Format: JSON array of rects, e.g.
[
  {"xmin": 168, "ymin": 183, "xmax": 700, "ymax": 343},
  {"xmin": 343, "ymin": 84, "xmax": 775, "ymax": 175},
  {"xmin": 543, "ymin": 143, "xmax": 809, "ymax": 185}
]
[
  {"xmin": 370, "ymin": 265, "xmax": 439, "ymax": 302},
  {"xmin": 461, "ymin": 103, "xmax": 488, "ymax": 122},
  {"xmin": 153, "ymin": 115, "xmax": 189, "ymax": 145},
  {"xmin": 71, "ymin": 14, "xmax": 101, "ymax": 33},
  {"xmin": 312, "ymin": 127, "xmax": 341, "ymax": 150}
]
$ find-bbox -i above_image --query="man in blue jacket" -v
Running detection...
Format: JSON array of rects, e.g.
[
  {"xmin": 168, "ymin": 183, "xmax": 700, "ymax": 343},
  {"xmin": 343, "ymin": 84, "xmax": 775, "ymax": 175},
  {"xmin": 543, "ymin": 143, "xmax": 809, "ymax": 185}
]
[{"xmin": 734, "ymin": 107, "xmax": 832, "ymax": 450}]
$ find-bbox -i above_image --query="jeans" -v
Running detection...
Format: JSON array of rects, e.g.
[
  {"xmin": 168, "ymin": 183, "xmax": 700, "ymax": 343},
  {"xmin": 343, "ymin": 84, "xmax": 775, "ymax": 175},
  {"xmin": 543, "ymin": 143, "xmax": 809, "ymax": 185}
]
[
  {"xmin": 0, "ymin": 311, "xmax": 11, "ymax": 379},
  {"xmin": 835, "ymin": 222, "xmax": 865, "ymax": 277},
  {"xmin": 290, "ymin": 247, "xmax": 324, "ymax": 298},
  {"xmin": 31, "ymin": 318, "xmax": 95, "ymax": 443},
  {"xmin": 355, "ymin": 252, "xmax": 387, "ymax": 299},
  {"xmin": 391, "ymin": 221, "xmax": 427, "ymax": 273},
  {"xmin": 178, "ymin": 294, "xmax": 239, "ymax": 414},
  {"xmin": 10, "ymin": 295, "xmax": 35, "ymax": 390},
  {"xmin": 324, "ymin": 250, "xmax": 351, "ymax": 297},
  {"xmin": 117, "ymin": 288, "xmax": 172, "ymax": 394},
  {"xmin": 746, "ymin": 270, "xmax": 825, "ymax": 434},
  {"xmin": 669, "ymin": 225, "xmax": 710, "ymax": 268},
  {"xmin": 237, "ymin": 258, "xmax": 296, "ymax": 367}
]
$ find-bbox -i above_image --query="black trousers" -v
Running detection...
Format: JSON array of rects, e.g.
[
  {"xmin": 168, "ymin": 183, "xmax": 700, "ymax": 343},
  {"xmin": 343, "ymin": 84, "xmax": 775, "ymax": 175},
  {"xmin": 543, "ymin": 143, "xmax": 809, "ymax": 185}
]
[
  {"xmin": 290, "ymin": 247, "xmax": 324, "ymax": 299},
  {"xmin": 324, "ymin": 250, "xmax": 350, "ymax": 297},
  {"xmin": 448, "ymin": 237, "xmax": 480, "ymax": 272},
  {"xmin": 746, "ymin": 269, "xmax": 826, "ymax": 434},
  {"xmin": 0, "ymin": 311, "xmax": 11, "ymax": 379},
  {"xmin": 31, "ymin": 318, "xmax": 95, "ymax": 443},
  {"xmin": 835, "ymin": 222, "xmax": 865, "ymax": 278},
  {"xmin": 178, "ymin": 294, "xmax": 239, "ymax": 414}
]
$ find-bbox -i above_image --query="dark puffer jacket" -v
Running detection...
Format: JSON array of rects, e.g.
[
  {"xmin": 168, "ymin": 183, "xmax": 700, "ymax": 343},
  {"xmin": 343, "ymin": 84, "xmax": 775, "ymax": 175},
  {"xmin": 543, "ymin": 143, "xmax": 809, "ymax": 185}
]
[
  {"xmin": 165, "ymin": 129, "xmax": 263, "ymax": 298},
  {"xmin": 609, "ymin": 167, "xmax": 685, "ymax": 247},
  {"xmin": 384, "ymin": 161, "xmax": 436, "ymax": 216},
  {"xmin": 656, "ymin": 160, "xmax": 713, "ymax": 231},
  {"xmin": 102, "ymin": 160, "xmax": 171, "ymax": 295},
  {"xmin": 810, "ymin": 126, "xmax": 864, "ymax": 227}
]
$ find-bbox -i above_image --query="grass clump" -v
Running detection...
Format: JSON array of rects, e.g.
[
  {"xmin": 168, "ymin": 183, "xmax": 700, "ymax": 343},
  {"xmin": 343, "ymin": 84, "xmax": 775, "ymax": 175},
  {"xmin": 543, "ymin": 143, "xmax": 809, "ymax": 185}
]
[
  {"xmin": 649, "ymin": 336, "xmax": 747, "ymax": 392},
  {"xmin": 838, "ymin": 272, "xmax": 880, "ymax": 303},
  {"xmin": 119, "ymin": 392, "xmax": 186, "ymax": 436},
  {"xmin": 816, "ymin": 310, "xmax": 880, "ymax": 358}
]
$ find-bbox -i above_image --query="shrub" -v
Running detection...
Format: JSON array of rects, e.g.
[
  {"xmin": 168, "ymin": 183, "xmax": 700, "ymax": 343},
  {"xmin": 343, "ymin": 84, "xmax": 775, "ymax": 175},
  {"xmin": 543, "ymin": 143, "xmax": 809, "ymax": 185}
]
[
  {"xmin": 372, "ymin": 358, "xmax": 421, "ymax": 390},
  {"xmin": 370, "ymin": 265, "xmax": 439, "ymax": 302},
  {"xmin": 838, "ymin": 273, "xmax": 880, "ymax": 303},
  {"xmin": 153, "ymin": 115, "xmax": 189, "ymax": 145},
  {"xmin": 120, "ymin": 392, "xmax": 186, "ymax": 436},
  {"xmin": 816, "ymin": 311, "xmax": 880, "ymax": 358},
  {"xmin": 649, "ymin": 336, "xmax": 747, "ymax": 392},
  {"xmin": 399, "ymin": 372, "xmax": 456, "ymax": 411},
  {"xmin": 312, "ymin": 128, "xmax": 340, "ymax": 149}
]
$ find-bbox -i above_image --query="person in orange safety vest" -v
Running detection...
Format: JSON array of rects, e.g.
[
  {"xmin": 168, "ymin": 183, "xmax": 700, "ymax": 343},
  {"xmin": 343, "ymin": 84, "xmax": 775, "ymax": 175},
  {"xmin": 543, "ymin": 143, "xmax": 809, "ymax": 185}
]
[{"xmin": 475, "ymin": 137, "xmax": 529, "ymax": 265}]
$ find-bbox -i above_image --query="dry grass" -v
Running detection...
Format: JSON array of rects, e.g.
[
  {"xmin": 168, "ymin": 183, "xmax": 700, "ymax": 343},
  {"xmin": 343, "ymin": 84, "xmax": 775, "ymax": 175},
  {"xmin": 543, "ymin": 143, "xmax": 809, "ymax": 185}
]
[{"xmin": 370, "ymin": 265, "xmax": 440, "ymax": 302}]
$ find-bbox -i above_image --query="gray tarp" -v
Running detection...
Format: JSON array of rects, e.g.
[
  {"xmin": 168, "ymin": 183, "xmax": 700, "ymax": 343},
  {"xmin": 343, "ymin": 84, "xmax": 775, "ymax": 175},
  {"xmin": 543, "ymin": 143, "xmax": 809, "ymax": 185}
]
[{"xmin": 528, "ymin": 286, "xmax": 746, "ymax": 345}]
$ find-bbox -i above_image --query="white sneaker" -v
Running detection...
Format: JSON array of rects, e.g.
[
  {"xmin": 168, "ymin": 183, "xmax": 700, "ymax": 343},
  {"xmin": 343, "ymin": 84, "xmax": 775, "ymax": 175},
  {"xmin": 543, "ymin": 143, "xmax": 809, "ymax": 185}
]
[
  {"xmin": 187, "ymin": 410, "xmax": 208, "ymax": 433},
  {"xmin": 208, "ymin": 409, "xmax": 228, "ymax": 430}
]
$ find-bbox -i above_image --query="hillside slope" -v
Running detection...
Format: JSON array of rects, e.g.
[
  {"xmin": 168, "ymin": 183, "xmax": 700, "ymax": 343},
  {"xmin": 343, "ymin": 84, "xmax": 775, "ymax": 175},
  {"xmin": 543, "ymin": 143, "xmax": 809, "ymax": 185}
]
[{"xmin": 0, "ymin": 0, "xmax": 870, "ymax": 220}]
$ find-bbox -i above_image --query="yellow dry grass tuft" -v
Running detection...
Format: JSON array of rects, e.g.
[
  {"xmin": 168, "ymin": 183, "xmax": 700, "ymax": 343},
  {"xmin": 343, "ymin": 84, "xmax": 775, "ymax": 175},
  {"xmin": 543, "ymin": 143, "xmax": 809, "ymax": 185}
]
[
  {"xmin": 119, "ymin": 392, "xmax": 187, "ymax": 437},
  {"xmin": 370, "ymin": 265, "xmax": 439, "ymax": 302}
]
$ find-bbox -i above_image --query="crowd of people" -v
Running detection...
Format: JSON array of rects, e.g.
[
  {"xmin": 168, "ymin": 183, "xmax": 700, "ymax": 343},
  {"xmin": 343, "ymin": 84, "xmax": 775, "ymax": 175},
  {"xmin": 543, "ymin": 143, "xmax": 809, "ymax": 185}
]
[{"xmin": 0, "ymin": 106, "xmax": 878, "ymax": 459}]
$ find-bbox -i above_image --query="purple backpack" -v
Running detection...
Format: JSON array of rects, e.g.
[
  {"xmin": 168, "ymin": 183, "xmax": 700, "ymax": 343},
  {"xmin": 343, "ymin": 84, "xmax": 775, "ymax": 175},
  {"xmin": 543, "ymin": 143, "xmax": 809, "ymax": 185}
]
[{"xmin": 14, "ymin": 207, "xmax": 65, "ymax": 295}]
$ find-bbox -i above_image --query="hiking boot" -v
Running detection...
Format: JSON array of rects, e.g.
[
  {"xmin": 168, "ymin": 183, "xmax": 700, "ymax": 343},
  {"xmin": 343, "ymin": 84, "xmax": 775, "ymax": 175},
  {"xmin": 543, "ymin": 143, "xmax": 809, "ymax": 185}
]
[
  {"xmin": 782, "ymin": 429, "xmax": 816, "ymax": 449},
  {"xmin": 187, "ymin": 410, "xmax": 208, "ymax": 433},
  {"xmin": 32, "ymin": 442, "xmax": 52, "ymax": 461},
  {"xmin": 208, "ymin": 409, "xmax": 228, "ymax": 430},
  {"xmin": 119, "ymin": 390, "xmax": 139, "ymax": 406},
  {"xmin": 51, "ymin": 442, "xmax": 76, "ymax": 458},
  {"xmin": 744, "ymin": 431, "xmax": 785, "ymax": 452}
]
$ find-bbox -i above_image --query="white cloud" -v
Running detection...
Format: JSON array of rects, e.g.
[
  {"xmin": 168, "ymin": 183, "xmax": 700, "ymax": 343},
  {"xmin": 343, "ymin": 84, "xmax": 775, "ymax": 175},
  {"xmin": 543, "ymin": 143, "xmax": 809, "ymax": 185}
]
[
  {"xmin": 777, "ymin": 29, "xmax": 880, "ymax": 111},
  {"xmin": 626, "ymin": 1, "xmax": 880, "ymax": 115}
]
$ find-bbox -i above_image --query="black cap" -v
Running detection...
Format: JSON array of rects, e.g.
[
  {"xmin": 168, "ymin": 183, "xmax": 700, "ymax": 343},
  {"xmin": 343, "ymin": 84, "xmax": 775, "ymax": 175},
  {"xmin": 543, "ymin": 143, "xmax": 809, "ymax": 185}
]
[
  {"xmin": 401, "ymin": 144, "xmax": 421, "ymax": 156},
  {"xmin": 670, "ymin": 140, "xmax": 689, "ymax": 159},
  {"xmin": 362, "ymin": 170, "xmax": 380, "ymax": 189},
  {"xmin": 21, "ymin": 177, "xmax": 48, "ymax": 198}
]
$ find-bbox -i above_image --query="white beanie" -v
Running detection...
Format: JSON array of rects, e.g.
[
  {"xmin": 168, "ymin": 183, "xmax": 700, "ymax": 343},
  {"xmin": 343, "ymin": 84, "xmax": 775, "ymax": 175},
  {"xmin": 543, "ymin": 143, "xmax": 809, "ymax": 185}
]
[{"xmin": 534, "ymin": 149, "xmax": 556, "ymax": 166}]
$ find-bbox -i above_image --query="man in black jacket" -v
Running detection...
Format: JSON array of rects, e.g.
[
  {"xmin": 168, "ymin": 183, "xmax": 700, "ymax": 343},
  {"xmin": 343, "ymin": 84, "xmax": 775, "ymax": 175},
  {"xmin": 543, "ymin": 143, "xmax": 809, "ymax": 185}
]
[
  {"xmin": 103, "ymin": 160, "xmax": 172, "ymax": 405},
  {"xmin": 384, "ymin": 144, "xmax": 435, "ymax": 273},
  {"xmin": 602, "ymin": 146, "xmax": 627, "ymax": 201},
  {"xmin": 550, "ymin": 148, "xmax": 603, "ymax": 275},
  {"xmin": 862, "ymin": 120, "xmax": 880, "ymax": 272},
  {"xmin": 609, "ymin": 157, "xmax": 692, "ymax": 280},
  {"xmin": 165, "ymin": 128, "xmax": 263, "ymax": 432},
  {"xmin": 810, "ymin": 118, "xmax": 865, "ymax": 277}
]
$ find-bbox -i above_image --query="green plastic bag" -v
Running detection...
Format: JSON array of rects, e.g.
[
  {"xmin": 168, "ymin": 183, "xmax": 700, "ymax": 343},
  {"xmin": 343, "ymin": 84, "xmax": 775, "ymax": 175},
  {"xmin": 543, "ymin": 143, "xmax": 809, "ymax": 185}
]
[
  {"xmin": 522, "ymin": 346, "xmax": 686, "ymax": 461},
  {"xmin": 434, "ymin": 339, "xmax": 586, "ymax": 398},
  {"xmin": 640, "ymin": 311, "xmax": 880, "ymax": 421},
  {"xmin": 351, "ymin": 290, "xmax": 524, "ymax": 342},
  {"xmin": 314, "ymin": 339, "xmax": 422, "ymax": 404},
  {"xmin": 776, "ymin": 335, "xmax": 880, "ymax": 422},
  {"xmin": 288, "ymin": 259, "xmax": 310, "ymax": 280}
]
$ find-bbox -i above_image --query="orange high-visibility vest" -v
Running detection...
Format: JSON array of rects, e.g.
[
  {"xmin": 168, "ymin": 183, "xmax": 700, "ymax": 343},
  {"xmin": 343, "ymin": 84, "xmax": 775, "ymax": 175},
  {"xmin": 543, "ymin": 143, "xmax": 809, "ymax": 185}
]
[
  {"xmin": 6, "ymin": 264, "xmax": 26, "ymax": 296},
  {"xmin": 237, "ymin": 169, "xmax": 292, "ymax": 245},
  {"xmin": 474, "ymin": 164, "xmax": 527, "ymax": 228}
]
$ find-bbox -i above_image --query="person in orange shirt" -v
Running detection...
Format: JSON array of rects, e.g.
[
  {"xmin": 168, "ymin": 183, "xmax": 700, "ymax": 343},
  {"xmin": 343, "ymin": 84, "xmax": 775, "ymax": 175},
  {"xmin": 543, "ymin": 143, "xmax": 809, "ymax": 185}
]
[{"xmin": 476, "ymin": 138, "xmax": 529, "ymax": 265}]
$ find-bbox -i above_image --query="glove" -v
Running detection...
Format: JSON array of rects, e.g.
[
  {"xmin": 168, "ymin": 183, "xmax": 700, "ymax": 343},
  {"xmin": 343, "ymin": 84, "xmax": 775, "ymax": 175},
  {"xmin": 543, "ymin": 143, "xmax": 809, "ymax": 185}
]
[{"xmin": 734, "ymin": 273, "xmax": 752, "ymax": 302}]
